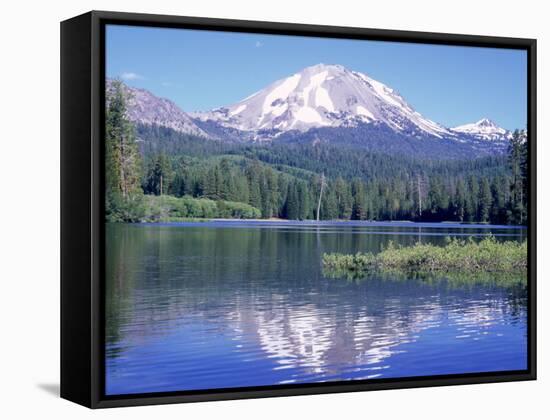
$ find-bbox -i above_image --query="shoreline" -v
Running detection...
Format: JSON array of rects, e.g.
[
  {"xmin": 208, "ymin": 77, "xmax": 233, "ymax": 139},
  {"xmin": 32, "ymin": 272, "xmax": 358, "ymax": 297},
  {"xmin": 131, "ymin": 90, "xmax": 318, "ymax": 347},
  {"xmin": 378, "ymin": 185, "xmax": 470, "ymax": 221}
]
[
  {"xmin": 108, "ymin": 219, "xmax": 527, "ymax": 229},
  {"xmin": 208, "ymin": 219, "xmax": 526, "ymax": 228}
]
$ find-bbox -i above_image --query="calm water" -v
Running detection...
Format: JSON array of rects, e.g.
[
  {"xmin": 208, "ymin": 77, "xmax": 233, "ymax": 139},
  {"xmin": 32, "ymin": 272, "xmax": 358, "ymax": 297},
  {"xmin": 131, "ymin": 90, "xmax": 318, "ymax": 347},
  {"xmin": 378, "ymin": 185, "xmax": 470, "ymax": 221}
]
[{"xmin": 105, "ymin": 221, "xmax": 528, "ymax": 395}]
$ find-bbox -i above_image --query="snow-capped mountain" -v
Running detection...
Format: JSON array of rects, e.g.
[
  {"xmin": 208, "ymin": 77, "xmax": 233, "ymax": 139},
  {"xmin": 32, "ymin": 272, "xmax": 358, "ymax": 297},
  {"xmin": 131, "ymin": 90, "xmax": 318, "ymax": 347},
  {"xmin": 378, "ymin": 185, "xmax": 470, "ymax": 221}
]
[
  {"xmin": 106, "ymin": 79, "xmax": 207, "ymax": 137},
  {"xmin": 452, "ymin": 118, "xmax": 511, "ymax": 141},
  {"xmin": 108, "ymin": 66, "xmax": 516, "ymax": 158},
  {"xmin": 194, "ymin": 63, "xmax": 454, "ymax": 140}
]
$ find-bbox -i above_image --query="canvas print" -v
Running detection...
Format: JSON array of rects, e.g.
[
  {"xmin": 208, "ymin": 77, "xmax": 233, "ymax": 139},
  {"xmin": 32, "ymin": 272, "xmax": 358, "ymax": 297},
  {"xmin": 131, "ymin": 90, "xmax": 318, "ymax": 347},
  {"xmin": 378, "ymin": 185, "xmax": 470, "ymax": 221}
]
[{"xmin": 104, "ymin": 24, "xmax": 529, "ymax": 396}]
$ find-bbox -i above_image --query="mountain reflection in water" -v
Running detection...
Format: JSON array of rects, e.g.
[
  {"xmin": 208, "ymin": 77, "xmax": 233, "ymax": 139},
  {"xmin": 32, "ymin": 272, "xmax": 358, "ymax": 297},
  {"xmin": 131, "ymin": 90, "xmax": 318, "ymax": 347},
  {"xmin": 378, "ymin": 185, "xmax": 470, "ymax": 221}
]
[{"xmin": 105, "ymin": 222, "xmax": 527, "ymax": 395}]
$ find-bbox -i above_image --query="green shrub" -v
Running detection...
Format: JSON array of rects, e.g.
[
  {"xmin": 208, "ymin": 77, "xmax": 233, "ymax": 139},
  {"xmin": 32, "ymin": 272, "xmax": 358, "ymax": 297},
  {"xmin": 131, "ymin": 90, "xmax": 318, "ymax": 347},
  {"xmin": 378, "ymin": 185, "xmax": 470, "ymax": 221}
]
[
  {"xmin": 322, "ymin": 236, "xmax": 527, "ymax": 285},
  {"xmin": 117, "ymin": 194, "xmax": 262, "ymax": 222},
  {"xmin": 105, "ymin": 192, "xmax": 146, "ymax": 223}
]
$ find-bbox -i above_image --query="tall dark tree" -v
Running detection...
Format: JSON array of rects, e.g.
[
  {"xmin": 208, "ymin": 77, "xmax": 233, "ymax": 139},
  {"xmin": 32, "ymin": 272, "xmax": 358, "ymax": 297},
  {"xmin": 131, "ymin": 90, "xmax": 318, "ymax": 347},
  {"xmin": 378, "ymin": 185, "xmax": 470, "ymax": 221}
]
[
  {"xmin": 478, "ymin": 177, "xmax": 492, "ymax": 223},
  {"xmin": 143, "ymin": 153, "xmax": 173, "ymax": 196},
  {"xmin": 297, "ymin": 181, "xmax": 311, "ymax": 220},
  {"xmin": 508, "ymin": 130, "xmax": 527, "ymax": 224},
  {"xmin": 246, "ymin": 162, "xmax": 262, "ymax": 210},
  {"xmin": 284, "ymin": 182, "xmax": 300, "ymax": 220},
  {"xmin": 203, "ymin": 165, "xmax": 223, "ymax": 200},
  {"xmin": 321, "ymin": 186, "xmax": 339, "ymax": 220},
  {"xmin": 465, "ymin": 175, "xmax": 480, "ymax": 222},
  {"xmin": 334, "ymin": 177, "xmax": 352, "ymax": 219},
  {"xmin": 453, "ymin": 179, "xmax": 467, "ymax": 222},
  {"xmin": 105, "ymin": 80, "xmax": 142, "ymax": 221},
  {"xmin": 490, "ymin": 176, "xmax": 508, "ymax": 224},
  {"xmin": 427, "ymin": 176, "xmax": 449, "ymax": 220},
  {"xmin": 351, "ymin": 179, "xmax": 367, "ymax": 220}
]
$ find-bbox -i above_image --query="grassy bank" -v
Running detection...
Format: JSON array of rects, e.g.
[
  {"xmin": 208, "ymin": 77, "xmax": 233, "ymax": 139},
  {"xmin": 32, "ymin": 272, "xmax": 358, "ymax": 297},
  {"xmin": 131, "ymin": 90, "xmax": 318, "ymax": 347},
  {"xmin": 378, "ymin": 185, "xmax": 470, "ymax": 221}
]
[{"xmin": 322, "ymin": 237, "xmax": 527, "ymax": 282}]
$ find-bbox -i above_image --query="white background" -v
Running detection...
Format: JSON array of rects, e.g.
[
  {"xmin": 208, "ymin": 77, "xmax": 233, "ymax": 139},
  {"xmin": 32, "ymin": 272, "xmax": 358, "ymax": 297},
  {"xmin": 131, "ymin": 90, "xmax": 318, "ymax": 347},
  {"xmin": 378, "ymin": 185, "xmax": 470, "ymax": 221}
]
[{"xmin": 0, "ymin": 0, "xmax": 547, "ymax": 418}]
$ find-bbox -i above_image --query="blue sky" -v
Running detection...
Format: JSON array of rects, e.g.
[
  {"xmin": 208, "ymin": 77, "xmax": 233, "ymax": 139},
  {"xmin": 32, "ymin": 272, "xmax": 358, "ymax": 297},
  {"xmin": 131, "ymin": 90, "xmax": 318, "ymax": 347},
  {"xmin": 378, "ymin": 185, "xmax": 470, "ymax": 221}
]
[{"xmin": 106, "ymin": 24, "xmax": 527, "ymax": 130}]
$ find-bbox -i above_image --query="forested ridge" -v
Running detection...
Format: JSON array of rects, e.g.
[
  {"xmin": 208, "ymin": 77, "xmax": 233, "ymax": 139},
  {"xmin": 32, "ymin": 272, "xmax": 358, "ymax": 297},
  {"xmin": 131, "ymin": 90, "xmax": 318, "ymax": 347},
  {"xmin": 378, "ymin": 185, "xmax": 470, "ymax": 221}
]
[{"xmin": 105, "ymin": 80, "xmax": 528, "ymax": 225}]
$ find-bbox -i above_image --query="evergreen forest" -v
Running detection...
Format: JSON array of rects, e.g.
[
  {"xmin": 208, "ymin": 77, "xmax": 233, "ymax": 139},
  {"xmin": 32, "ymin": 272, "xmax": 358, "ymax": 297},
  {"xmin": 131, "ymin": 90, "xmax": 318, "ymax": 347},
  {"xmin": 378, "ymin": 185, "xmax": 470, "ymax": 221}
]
[{"xmin": 105, "ymin": 80, "xmax": 529, "ymax": 225}]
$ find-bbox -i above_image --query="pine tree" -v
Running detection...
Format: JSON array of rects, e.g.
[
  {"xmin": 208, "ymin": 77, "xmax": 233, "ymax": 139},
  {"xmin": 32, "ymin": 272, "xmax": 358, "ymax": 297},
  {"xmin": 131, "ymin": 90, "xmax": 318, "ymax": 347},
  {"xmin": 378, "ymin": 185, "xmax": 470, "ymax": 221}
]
[
  {"xmin": 465, "ymin": 175, "xmax": 479, "ymax": 222},
  {"xmin": 276, "ymin": 176, "xmax": 289, "ymax": 217},
  {"xmin": 263, "ymin": 168, "xmax": 279, "ymax": 218},
  {"xmin": 453, "ymin": 179, "xmax": 467, "ymax": 222},
  {"xmin": 334, "ymin": 177, "xmax": 352, "ymax": 219},
  {"xmin": 520, "ymin": 130, "xmax": 528, "ymax": 222},
  {"xmin": 284, "ymin": 182, "xmax": 299, "ymax": 220},
  {"xmin": 246, "ymin": 162, "xmax": 262, "ymax": 210},
  {"xmin": 218, "ymin": 158, "xmax": 233, "ymax": 200},
  {"xmin": 508, "ymin": 130, "xmax": 526, "ymax": 224},
  {"xmin": 426, "ymin": 176, "xmax": 450, "ymax": 220},
  {"xmin": 297, "ymin": 181, "xmax": 311, "ymax": 220},
  {"xmin": 170, "ymin": 157, "xmax": 190, "ymax": 197},
  {"xmin": 105, "ymin": 80, "xmax": 142, "ymax": 221},
  {"xmin": 234, "ymin": 176, "xmax": 250, "ymax": 207},
  {"xmin": 351, "ymin": 180, "xmax": 367, "ymax": 220},
  {"xmin": 322, "ymin": 187, "xmax": 339, "ymax": 220},
  {"xmin": 144, "ymin": 153, "xmax": 173, "ymax": 196},
  {"xmin": 490, "ymin": 176, "xmax": 508, "ymax": 224},
  {"xmin": 478, "ymin": 177, "xmax": 492, "ymax": 223}
]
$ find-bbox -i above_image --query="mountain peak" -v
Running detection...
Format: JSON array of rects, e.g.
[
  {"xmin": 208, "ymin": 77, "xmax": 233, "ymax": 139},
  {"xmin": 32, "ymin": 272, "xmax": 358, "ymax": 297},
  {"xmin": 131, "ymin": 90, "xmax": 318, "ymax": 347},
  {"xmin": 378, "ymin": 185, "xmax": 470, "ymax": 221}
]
[
  {"xmin": 452, "ymin": 118, "xmax": 510, "ymax": 141},
  {"xmin": 106, "ymin": 78, "xmax": 208, "ymax": 137},
  {"xmin": 476, "ymin": 118, "xmax": 498, "ymax": 127},
  {"xmin": 302, "ymin": 63, "xmax": 346, "ymax": 72},
  {"xmin": 195, "ymin": 64, "xmax": 451, "ymax": 139}
]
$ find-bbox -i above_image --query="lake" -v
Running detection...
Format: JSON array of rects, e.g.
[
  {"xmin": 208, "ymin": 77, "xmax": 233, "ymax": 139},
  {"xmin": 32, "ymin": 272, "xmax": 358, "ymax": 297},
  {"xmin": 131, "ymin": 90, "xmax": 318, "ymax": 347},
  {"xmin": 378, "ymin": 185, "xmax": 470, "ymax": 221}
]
[{"xmin": 105, "ymin": 221, "xmax": 528, "ymax": 395}]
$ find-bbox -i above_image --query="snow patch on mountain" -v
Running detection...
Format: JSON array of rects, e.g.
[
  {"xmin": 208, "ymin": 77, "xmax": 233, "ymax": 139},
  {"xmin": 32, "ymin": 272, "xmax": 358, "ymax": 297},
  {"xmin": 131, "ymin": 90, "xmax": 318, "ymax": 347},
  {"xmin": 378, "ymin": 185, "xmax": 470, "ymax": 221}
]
[
  {"xmin": 452, "ymin": 118, "xmax": 511, "ymax": 141},
  {"xmin": 109, "ymin": 67, "xmax": 514, "ymax": 155},
  {"xmin": 356, "ymin": 105, "xmax": 375, "ymax": 120},
  {"xmin": 230, "ymin": 104, "xmax": 247, "ymax": 116},
  {"xmin": 194, "ymin": 63, "xmax": 455, "ymax": 140},
  {"xmin": 262, "ymin": 73, "xmax": 301, "ymax": 118}
]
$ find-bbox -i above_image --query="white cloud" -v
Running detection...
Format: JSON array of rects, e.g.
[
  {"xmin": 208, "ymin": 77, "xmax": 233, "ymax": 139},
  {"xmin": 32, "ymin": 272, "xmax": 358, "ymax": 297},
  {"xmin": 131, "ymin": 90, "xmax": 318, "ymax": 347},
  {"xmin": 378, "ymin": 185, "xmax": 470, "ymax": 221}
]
[
  {"xmin": 255, "ymin": 41, "xmax": 263, "ymax": 48},
  {"xmin": 120, "ymin": 72, "xmax": 144, "ymax": 80}
]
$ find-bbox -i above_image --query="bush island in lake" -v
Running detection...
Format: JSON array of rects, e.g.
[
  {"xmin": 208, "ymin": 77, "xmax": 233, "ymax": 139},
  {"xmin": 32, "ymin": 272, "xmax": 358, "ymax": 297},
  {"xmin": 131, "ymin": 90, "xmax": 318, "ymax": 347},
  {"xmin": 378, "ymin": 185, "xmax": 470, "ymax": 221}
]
[{"xmin": 322, "ymin": 236, "xmax": 527, "ymax": 283}]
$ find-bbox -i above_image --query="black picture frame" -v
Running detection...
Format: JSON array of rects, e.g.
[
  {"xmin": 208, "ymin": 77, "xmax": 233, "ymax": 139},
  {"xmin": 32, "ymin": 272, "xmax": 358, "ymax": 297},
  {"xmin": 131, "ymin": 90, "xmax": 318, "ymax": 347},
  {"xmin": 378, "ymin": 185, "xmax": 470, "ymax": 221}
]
[{"xmin": 60, "ymin": 10, "xmax": 537, "ymax": 409}]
